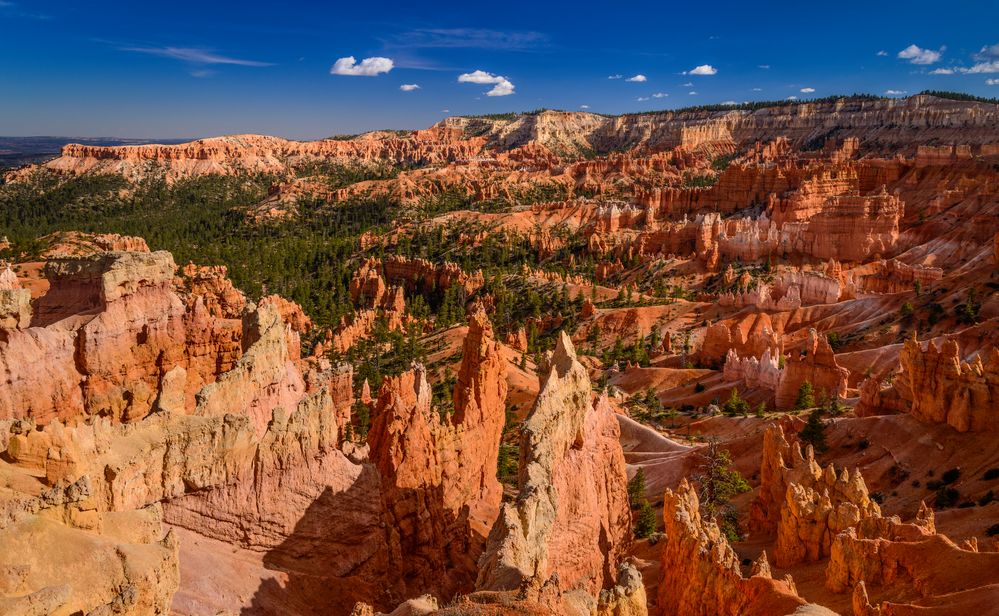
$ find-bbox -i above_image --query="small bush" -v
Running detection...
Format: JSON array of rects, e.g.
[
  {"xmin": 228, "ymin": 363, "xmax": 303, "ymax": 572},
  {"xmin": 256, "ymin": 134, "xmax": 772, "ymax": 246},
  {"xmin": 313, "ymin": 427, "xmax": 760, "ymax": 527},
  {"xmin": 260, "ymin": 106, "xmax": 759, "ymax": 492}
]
[
  {"xmin": 987, "ymin": 523, "xmax": 999, "ymax": 537},
  {"xmin": 934, "ymin": 487, "xmax": 960, "ymax": 509},
  {"xmin": 694, "ymin": 382, "xmax": 706, "ymax": 393},
  {"xmin": 979, "ymin": 490, "xmax": 995, "ymax": 507},
  {"xmin": 942, "ymin": 468, "xmax": 961, "ymax": 485},
  {"xmin": 983, "ymin": 468, "xmax": 999, "ymax": 481},
  {"xmin": 858, "ymin": 439, "xmax": 870, "ymax": 450}
]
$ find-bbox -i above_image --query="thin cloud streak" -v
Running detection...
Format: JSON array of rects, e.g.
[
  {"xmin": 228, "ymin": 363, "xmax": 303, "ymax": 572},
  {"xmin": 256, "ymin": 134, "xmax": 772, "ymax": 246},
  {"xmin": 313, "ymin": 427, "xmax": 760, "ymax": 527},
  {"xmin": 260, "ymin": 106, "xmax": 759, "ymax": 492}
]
[{"xmin": 122, "ymin": 46, "xmax": 274, "ymax": 66}]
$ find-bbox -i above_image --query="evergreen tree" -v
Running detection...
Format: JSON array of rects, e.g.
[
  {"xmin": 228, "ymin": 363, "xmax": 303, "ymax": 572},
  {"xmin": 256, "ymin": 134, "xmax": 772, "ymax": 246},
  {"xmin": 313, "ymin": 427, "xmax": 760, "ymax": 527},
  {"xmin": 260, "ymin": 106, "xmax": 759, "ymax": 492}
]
[
  {"xmin": 634, "ymin": 500, "xmax": 657, "ymax": 539},
  {"xmin": 627, "ymin": 468, "xmax": 647, "ymax": 509},
  {"xmin": 794, "ymin": 381, "xmax": 815, "ymax": 410},
  {"xmin": 799, "ymin": 408, "xmax": 829, "ymax": 453}
]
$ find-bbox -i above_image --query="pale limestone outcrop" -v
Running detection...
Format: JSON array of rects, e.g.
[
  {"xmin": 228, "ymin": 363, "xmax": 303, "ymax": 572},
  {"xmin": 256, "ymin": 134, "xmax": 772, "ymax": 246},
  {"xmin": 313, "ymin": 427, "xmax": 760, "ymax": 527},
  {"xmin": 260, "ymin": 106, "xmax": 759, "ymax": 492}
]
[
  {"xmin": 0, "ymin": 266, "xmax": 30, "ymax": 329},
  {"xmin": 476, "ymin": 332, "xmax": 631, "ymax": 608},
  {"xmin": 194, "ymin": 298, "xmax": 307, "ymax": 435},
  {"xmin": 895, "ymin": 337, "xmax": 999, "ymax": 432},
  {"xmin": 723, "ymin": 347, "xmax": 784, "ymax": 391}
]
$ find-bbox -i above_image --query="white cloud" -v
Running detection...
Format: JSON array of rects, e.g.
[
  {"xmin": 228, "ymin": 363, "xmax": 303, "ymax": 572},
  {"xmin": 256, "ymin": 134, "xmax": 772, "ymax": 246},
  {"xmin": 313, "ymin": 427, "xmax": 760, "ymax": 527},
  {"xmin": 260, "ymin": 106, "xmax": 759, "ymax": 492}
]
[
  {"xmin": 607, "ymin": 74, "xmax": 623, "ymax": 80},
  {"xmin": 975, "ymin": 43, "xmax": 999, "ymax": 61},
  {"xmin": 636, "ymin": 96, "xmax": 650, "ymax": 101},
  {"xmin": 800, "ymin": 87, "xmax": 815, "ymax": 93},
  {"xmin": 458, "ymin": 70, "xmax": 515, "ymax": 96},
  {"xmin": 885, "ymin": 89, "xmax": 907, "ymax": 95},
  {"xmin": 876, "ymin": 50, "xmax": 888, "ymax": 56},
  {"xmin": 331, "ymin": 56, "xmax": 394, "ymax": 76},
  {"xmin": 399, "ymin": 84, "xmax": 420, "ymax": 91},
  {"xmin": 752, "ymin": 87, "xmax": 763, "ymax": 91},
  {"xmin": 758, "ymin": 64, "xmax": 771, "ymax": 69},
  {"xmin": 929, "ymin": 68, "xmax": 955, "ymax": 75},
  {"xmin": 987, "ymin": 79, "xmax": 999, "ymax": 86},
  {"xmin": 962, "ymin": 61, "xmax": 999, "ymax": 74},
  {"xmin": 685, "ymin": 64, "xmax": 718, "ymax": 76},
  {"xmin": 626, "ymin": 74, "xmax": 647, "ymax": 82},
  {"xmin": 688, "ymin": 91, "xmax": 698, "ymax": 95},
  {"xmin": 720, "ymin": 101, "xmax": 738, "ymax": 106},
  {"xmin": 580, "ymin": 104, "xmax": 590, "ymax": 109},
  {"xmin": 897, "ymin": 44, "xmax": 942, "ymax": 65},
  {"xmin": 652, "ymin": 92, "xmax": 668, "ymax": 98},
  {"xmin": 442, "ymin": 109, "xmax": 450, "ymax": 113},
  {"xmin": 786, "ymin": 96, "xmax": 798, "ymax": 101}
]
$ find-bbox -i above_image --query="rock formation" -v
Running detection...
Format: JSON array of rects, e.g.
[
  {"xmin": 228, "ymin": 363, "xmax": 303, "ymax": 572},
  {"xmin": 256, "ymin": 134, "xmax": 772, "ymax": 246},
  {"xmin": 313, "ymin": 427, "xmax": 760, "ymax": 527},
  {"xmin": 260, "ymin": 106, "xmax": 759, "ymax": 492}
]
[
  {"xmin": 895, "ymin": 337, "xmax": 999, "ymax": 432},
  {"xmin": 366, "ymin": 307, "xmax": 507, "ymax": 598},
  {"xmin": 750, "ymin": 424, "xmax": 880, "ymax": 567},
  {"xmin": 0, "ymin": 265, "xmax": 30, "ymax": 329},
  {"xmin": 658, "ymin": 479, "xmax": 834, "ymax": 616},
  {"xmin": 476, "ymin": 332, "xmax": 631, "ymax": 612},
  {"xmin": 774, "ymin": 329, "xmax": 849, "ymax": 410}
]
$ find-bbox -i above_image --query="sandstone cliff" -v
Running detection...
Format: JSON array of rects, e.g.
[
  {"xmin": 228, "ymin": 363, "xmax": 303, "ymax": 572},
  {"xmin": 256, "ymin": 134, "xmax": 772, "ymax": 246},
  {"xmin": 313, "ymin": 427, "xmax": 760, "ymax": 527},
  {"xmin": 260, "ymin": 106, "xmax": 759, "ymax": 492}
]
[{"xmin": 476, "ymin": 332, "xmax": 631, "ymax": 612}]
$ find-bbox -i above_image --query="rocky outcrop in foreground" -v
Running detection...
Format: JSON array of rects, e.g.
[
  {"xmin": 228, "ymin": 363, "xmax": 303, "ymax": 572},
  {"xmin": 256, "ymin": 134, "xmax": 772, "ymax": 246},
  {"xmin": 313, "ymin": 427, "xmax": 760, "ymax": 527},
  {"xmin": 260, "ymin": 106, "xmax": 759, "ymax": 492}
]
[
  {"xmin": 367, "ymin": 306, "xmax": 507, "ymax": 598},
  {"xmin": 476, "ymin": 332, "xmax": 634, "ymax": 613}
]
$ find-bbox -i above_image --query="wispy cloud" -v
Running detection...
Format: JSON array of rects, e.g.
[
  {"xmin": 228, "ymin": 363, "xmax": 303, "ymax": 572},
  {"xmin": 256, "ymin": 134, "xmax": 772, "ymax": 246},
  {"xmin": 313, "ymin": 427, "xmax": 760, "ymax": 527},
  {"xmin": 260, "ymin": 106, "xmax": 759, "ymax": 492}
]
[
  {"xmin": 688, "ymin": 91, "xmax": 698, "ymax": 95},
  {"xmin": 987, "ymin": 79, "xmax": 999, "ymax": 85},
  {"xmin": 652, "ymin": 92, "xmax": 668, "ymax": 98},
  {"xmin": 399, "ymin": 83, "xmax": 420, "ymax": 91},
  {"xmin": 383, "ymin": 28, "xmax": 548, "ymax": 51},
  {"xmin": 684, "ymin": 64, "xmax": 717, "ymax": 76},
  {"xmin": 123, "ymin": 46, "xmax": 273, "ymax": 66},
  {"xmin": 458, "ymin": 70, "xmax": 515, "ymax": 96},
  {"xmin": 800, "ymin": 87, "xmax": 815, "ymax": 93},
  {"xmin": 929, "ymin": 68, "xmax": 955, "ymax": 75},
  {"xmin": 580, "ymin": 104, "xmax": 590, "ymax": 109},
  {"xmin": 626, "ymin": 74, "xmax": 647, "ymax": 82},
  {"xmin": 787, "ymin": 96, "xmax": 798, "ymax": 101},
  {"xmin": 876, "ymin": 50, "xmax": 888, "ymax": 57},
  {"xmin": 0, "ymin": 1, "xmax": 51, "ymax": 19},
  {"xmin": 331, "ymin": 56, "xmax": 393, "ymax": 76},
  {"xmin": 607, "ymin": 74, "xmax": 623, "ymax": 80},
  {"xmin": 758, "ymin": 64, "xmax": 771, "ymax": 69},
  {"xmin": 885, "ymin": 89, "xmax": 907, "ymax": 95},
  {"xmin": 637, "ymin": 96, "xmax": 650, "ymax": 101},
  {"xmin": 897, "ymin": 44, "xmax": 942, "ymax": 65}
]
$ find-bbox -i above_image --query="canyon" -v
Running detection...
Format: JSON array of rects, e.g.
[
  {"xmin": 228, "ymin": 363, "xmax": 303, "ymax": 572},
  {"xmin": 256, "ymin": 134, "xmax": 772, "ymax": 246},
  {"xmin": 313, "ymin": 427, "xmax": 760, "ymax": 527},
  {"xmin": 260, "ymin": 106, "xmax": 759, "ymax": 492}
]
[{"xmin": 0, "ymin": 93, "xmax": 998, "ymax": 615}]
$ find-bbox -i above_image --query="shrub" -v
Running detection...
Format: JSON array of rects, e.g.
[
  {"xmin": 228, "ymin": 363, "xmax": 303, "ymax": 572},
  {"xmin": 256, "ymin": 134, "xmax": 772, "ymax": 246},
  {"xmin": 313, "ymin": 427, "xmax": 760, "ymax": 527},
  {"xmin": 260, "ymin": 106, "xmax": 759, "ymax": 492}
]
[
  {"xmin": 941, "ymin": 468, "xmax": 961, "ymax": 485},
  {"xmin": 934, "ymin": 487, "xmax": 960, "ymax": 509},
  {"xmin": 983, "ymin": 468, "xmax": 999, "ymax": 481},
  {"xmin": 978, "ymin": 490, "xmax": 994, "ymax": 507},
  {"xmin": 694, "ymin": 382, "xmax": 706, "ymax": 393},
  {"xmin": 723, "ymin": 388, "xmax": 750, "ymax": 416}
]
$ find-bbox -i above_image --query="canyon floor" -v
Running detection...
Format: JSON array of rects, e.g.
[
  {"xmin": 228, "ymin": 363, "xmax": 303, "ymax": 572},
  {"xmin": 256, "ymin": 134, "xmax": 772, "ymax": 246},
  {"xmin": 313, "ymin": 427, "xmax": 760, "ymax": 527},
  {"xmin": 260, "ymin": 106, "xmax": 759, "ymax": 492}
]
[{"xmin": 0, "ymin": 93, "xmax": 997, "ymax": 616}]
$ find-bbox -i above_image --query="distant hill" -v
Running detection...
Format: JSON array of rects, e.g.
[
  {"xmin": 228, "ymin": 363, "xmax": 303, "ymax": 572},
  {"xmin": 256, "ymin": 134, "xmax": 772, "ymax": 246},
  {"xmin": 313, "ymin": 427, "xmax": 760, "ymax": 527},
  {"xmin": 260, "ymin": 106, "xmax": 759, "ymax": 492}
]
[{"xmin": 0, "ymin": 136, "xmax": 190, "ymax": 169}]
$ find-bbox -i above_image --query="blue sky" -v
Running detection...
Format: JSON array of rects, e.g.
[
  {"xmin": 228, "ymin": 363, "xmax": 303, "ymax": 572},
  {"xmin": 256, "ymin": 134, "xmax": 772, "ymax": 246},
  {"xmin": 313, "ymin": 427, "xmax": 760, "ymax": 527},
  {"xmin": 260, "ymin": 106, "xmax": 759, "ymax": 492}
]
[{"xmin": 2, "ymin": 0, "xmax": 998, "ymax": 138}]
